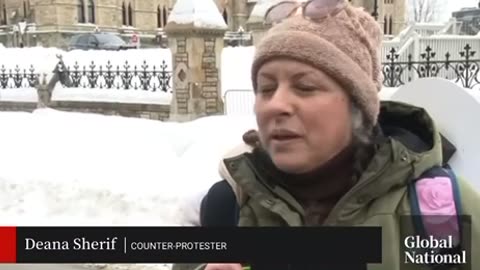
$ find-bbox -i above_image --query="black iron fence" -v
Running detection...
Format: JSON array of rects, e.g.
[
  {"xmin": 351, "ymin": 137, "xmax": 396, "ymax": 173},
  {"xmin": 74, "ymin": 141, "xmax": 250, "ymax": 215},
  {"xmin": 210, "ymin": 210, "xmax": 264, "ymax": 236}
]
[
  {"xmin": 0, "ymin": 58, "xmax": 173, "ymax": 92},
  {"xmin": 0, "ymin": 65, "xmax": 40, "ymax": 89},
  {"xmin": 382, "ymin": 44, "xmax": 480, "ymax": 89},
  {"xmin": 56, "ymin": 57, "xmax": 173, "ymax": 93}
]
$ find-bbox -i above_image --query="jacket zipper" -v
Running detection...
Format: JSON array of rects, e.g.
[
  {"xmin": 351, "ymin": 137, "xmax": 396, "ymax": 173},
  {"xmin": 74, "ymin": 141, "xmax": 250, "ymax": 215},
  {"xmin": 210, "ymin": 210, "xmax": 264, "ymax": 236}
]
[
  {"xmin": 322, "ymin": 158, "xmax": 392, "ymax": 226},
  {"xmin": 244, "ymin": 158, "xmax": 307, "ymax": 223}
]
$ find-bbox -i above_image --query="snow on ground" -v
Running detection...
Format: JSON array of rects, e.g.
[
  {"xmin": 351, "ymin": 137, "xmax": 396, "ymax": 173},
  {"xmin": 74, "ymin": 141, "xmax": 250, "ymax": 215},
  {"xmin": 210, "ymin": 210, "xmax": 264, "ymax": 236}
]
[
  {"xmin": 0, "ymin": 109, "xmax": 257, "ymax": 270},
  {"xmin": 167, "ymin": 0, "xmax": 228, "ymax": 29},
  {"xmin": 0, "ymin": 88, "xmax": 38, "ymax": 102},
  {"xmin": 221, "ymin": 46, "xmax": 255, "ymax": 97},
  {"xmin": 0, "ymin": 108, "xmax": 256, "ymax": 227},
  {"xmin": 0, "ymin": 108, "xmax": 254, "ymax": 270},
  {"xmin": 52, "ymin": 87, "xmax": 172, "ymax": 105}
]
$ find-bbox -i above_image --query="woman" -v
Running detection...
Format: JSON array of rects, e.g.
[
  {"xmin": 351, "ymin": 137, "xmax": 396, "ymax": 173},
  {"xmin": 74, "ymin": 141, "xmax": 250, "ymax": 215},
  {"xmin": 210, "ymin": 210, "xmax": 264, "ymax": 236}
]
[{"xmin": 185, "ymin": 0, "xmax": 480, "ymax": 269}]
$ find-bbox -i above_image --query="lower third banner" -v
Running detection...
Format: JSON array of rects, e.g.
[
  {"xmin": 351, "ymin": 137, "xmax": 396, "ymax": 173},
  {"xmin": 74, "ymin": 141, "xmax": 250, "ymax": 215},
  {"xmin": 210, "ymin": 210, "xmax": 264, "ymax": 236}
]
[{"xmin": 0, "ymin": 226, "xmax": 382, "ymax": 264}]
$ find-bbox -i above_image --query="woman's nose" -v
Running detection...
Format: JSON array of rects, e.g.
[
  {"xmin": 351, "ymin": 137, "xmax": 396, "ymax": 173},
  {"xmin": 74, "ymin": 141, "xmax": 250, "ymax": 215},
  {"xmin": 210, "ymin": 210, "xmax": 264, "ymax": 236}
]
[{"xmin": 264, "ymin": 85, "xmax": 295, "ymax": 115}]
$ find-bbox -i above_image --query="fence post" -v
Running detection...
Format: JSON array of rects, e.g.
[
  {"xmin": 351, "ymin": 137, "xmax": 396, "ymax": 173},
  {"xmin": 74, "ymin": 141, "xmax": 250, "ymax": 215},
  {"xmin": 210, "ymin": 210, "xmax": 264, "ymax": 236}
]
[
  {"xmin": 412, "ymin": 32, "xmax": 420, "ymax": 82},
  {"xmin": 37, "ymin": 56, "xmax": 67, "ymax": 108},
  {"xmin": 36, "ymin": 74, "xmax": 50, "ymax": 108},
  {"xmin": 165, "ymin": 0, "xmax": 227, "ymax": 122}
]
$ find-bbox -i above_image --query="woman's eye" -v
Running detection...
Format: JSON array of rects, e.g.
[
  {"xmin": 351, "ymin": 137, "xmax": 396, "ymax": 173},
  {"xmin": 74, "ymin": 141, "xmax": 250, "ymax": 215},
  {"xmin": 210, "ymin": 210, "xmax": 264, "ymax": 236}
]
[
  {"xmin": 257, "ymin": 86, "xmax": 276, "ymax": 94},
  {"xmin": 296, "ymin": 84, "xmax": 317, "ymax": 92}
]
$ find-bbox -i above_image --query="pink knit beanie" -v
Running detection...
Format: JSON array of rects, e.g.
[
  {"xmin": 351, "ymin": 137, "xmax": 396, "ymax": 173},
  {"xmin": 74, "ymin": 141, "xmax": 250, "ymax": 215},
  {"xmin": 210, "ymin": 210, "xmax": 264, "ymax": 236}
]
[{"xmin": 251, "ymin": 3, "xmax": 383, "ymax": 128}]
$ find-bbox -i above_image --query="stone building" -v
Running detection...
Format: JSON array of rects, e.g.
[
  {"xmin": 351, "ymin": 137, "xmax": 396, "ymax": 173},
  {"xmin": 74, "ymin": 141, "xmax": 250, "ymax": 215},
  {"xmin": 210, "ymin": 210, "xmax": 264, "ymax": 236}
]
[
  {"xmin": 452, "ymin": 7, "xmax": 480, "ymax": 35},
  {"xmin": 0, "ymin": 0, "xmax": 407, "ymax": 48}
]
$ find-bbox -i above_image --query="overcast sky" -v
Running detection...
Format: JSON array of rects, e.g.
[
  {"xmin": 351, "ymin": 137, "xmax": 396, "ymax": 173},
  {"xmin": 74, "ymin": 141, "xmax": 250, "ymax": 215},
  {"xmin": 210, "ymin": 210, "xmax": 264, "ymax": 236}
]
[{"xmin": 438, "ymin": 0, "xmax": 478, "ymax": 22}]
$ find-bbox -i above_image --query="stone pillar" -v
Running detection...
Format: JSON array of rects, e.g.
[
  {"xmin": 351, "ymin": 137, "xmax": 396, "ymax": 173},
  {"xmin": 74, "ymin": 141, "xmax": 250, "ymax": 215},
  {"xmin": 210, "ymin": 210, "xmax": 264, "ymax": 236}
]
[
  {"xmin": 4, "ymin": 0, "xmax": 22, "ymax": 20},
  {"xmin": 233, "ymin": 0, "xmax": 249, "ymax": 31},
  {"xmin": 393, "ymin": 0, "xmax": 407, "ymax": 35},
  {"xmin": 165, "ymin": 0, "xmax": 228, "ymax": 122}
]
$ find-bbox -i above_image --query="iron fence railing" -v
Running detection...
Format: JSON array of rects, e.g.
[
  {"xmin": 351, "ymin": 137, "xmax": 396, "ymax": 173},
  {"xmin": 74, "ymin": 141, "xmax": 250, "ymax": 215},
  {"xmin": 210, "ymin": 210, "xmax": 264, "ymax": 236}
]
[
  {"xmin": 382, "ymin": 44, "xmax": 480, "ymax": 89},
  {"xmin": 55, "ymin": 58, "xmax": 173, "ymax": 93},
  {"xmin": 0, "ymin": 65, "xmax": 40, "ymax": 89},
  {"xmin": 224, "ymin": 89, "xmax": 254, "ymax": 115},
  {"xmin": 0, "ymin": 57, "xmax": 173, "ymax": 93}
]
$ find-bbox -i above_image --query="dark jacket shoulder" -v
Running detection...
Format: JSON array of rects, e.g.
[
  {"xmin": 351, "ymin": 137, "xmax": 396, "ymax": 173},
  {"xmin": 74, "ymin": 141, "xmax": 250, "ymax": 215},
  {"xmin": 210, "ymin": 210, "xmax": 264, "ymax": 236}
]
[{"xmin": 200, "ymin": 180, "xmax": 239, "ymax": 226}]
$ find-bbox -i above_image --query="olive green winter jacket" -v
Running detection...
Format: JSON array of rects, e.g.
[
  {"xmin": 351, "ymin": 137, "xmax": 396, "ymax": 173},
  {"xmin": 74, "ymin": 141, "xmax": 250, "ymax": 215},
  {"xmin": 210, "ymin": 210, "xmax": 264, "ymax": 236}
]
[{"xmin": 176, "ymin": 101, "xmax": 480, "ymax": 270}]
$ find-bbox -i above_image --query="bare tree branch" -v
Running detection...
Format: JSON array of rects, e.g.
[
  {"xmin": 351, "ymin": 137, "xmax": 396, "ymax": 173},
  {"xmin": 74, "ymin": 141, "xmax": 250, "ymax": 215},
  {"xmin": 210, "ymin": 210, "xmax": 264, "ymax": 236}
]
[{"xmin": 409, "ymin": 0, "xmax": 440, "ymax": 22}]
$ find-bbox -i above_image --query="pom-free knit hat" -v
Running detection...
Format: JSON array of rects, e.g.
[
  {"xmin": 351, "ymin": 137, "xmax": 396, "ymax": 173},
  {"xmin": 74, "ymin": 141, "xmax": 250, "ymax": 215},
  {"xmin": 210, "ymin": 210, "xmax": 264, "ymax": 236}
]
[{"xmin": 251, "ymin": 2, "xmax": 383, "ymax": 128}]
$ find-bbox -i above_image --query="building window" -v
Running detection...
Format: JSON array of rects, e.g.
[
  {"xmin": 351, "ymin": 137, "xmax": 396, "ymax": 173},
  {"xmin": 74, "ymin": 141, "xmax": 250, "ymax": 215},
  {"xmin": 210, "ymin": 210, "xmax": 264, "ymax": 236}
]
[
  {"xmin": 389, "ymin": 15, "xmax": 393, "ymax": 34},
  {"xmin": 157, "ymin": 5, "xmax": 168, "ymax": 28},
  {"xmin": 163, "ymin": 6, "xmax": 168, "ymax": 27},
  {"xmin": 384, "ymin": 16, "xmax": 387, "ymax": 34},
  {"xmin": 88, "ymin": 0, "xmax": 95, "ymax": 23},
  {"xmin": 222, "ymin": 9, "xmax": 228, "ymax": 24},
  {"xmin": 77, "ymin": 0, "xmax": 86, "ymax": 23},
  {"xmin": 383, "ymin": 15, "xmax": 394, "ymax": 35},
  {"xmin": 23, "ymin": 1, "xmax": 27, "ymax": 19},
  {"xmin": 122, "ymin": 2, "xmax": 127, "ymax": 25},
  {"xmin": 157, "ymin": 5, "xmax": 161, "ymax": 28},
  {"xmin": 1, "ymin": 3, "xmax": 6, "ymax": 25},
  {"xmin": 128, "ymin": 3, "xmax": 133, "ymax": 26}
]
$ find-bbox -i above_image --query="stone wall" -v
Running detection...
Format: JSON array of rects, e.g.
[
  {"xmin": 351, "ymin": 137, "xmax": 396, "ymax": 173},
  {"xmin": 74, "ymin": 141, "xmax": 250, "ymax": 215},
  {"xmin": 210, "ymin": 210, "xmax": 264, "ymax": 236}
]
[
  {"xmin": 172, "ymin": 37, "xmax": 188, "ymax": 114},
  {"xmin": 384, "ymin": 0, "xmax": 408, "ymax": 35},
  {"xmin": 202, "ymin": 37, "xmax": 223, "ymax": 115},
  {"xmin": 49, "ymin": 101, "xmax": 170, "ymax": 120},
  {"xmin": 167, "ymin": 32, "xmax": 224, "ymax": 121},
  {"xmin": 0, "ymin": 89, "xmax": 171, "ymax": 122},
  {"xmin": 0, "ymin": 101, "xmax": 37, "ymax": 112}
]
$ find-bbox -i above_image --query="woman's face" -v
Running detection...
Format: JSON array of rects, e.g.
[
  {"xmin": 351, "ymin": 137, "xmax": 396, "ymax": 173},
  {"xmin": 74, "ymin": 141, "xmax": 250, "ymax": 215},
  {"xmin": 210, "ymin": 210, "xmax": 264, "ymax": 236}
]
[{"xmin": 254, "ymin": 58, "xmax": 353, "ymax": 174}]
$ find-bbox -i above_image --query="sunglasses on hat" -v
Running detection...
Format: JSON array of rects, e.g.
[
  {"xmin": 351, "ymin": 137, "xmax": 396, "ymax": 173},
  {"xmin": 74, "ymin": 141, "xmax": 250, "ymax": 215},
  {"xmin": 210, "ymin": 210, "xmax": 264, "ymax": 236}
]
[{"xmin": 264, "ymin": 0, "xmax": 347, "ymax": 25}]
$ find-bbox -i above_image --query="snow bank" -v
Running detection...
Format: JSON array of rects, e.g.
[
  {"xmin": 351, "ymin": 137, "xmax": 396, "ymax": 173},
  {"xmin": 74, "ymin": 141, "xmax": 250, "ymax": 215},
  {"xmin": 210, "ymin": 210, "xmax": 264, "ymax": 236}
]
[
  {"xmin": 0, "ymin": 88, "xmax": 38, "ymax": 102},
  {"xmin": 221, "ymin": 46, "xmax": 255, "ymax": 97},
  {"xmin": 0, "ymin": 108, "xmax": 256, "ymax": 227},
  {"xmin": 167, "ymin": 0, "xmax": 228, "ymax": 29},
  {"xmin": 52, "ymin": 87, "xmax": 172, "ymax": 105}
]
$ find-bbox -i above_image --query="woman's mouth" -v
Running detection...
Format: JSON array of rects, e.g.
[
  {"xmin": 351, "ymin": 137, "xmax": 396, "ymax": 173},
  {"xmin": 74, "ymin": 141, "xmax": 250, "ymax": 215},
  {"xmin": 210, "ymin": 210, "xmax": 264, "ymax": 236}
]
[{"xmin": 270, "ymin": 130, "xmax": 302, "ymax": 142}]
